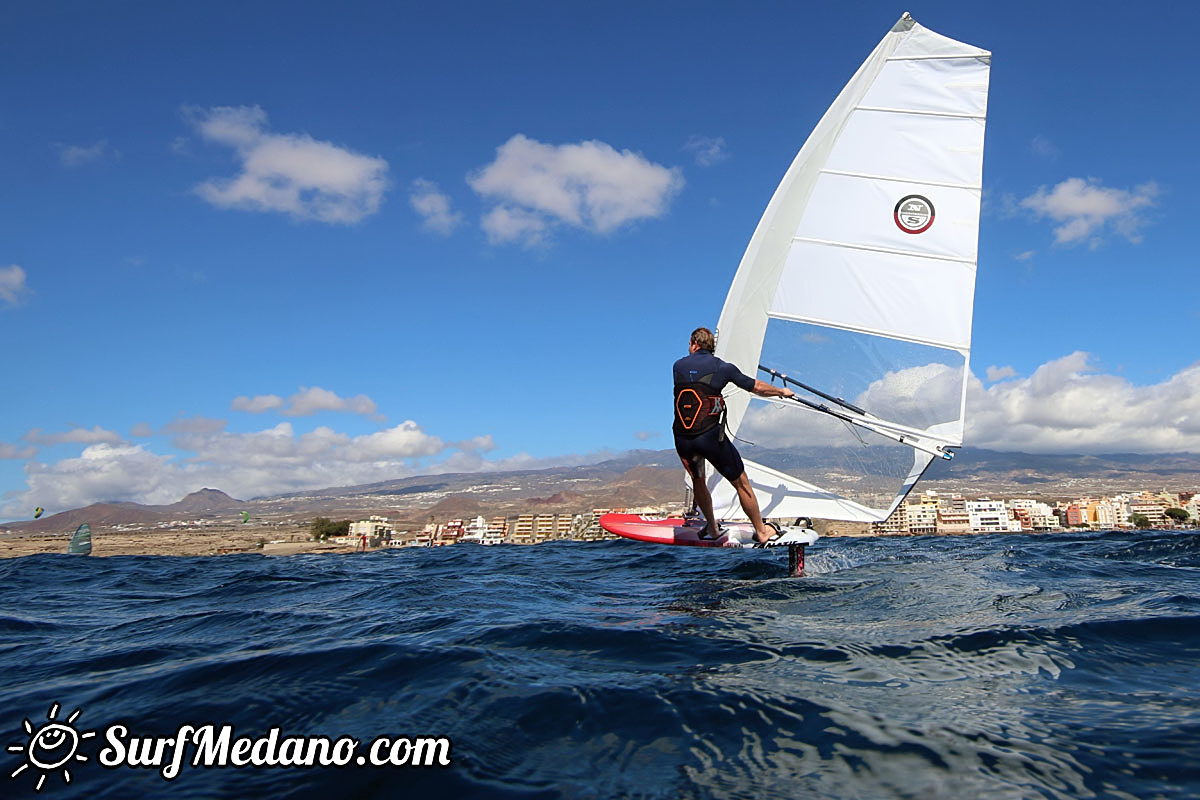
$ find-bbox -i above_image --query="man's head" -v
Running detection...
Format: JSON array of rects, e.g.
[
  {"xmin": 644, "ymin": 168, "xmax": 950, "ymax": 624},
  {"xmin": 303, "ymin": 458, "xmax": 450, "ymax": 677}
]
[{"xmin": 689, "ymin": 327, "xmax": 715, "ymax": 353}]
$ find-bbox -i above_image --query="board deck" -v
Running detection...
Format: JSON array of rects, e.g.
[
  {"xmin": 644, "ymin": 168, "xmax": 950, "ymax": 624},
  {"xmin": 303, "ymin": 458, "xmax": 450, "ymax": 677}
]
[{"xmin": 599, "ymin": 513, "xmax": 818, "ymax": 549}]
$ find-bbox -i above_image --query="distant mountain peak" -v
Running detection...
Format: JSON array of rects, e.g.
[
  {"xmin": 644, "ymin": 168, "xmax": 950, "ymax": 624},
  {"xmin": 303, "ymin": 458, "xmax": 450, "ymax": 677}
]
[{"xmin": 170, "ymin": 488, "xmax": 243, "ymax": 512}]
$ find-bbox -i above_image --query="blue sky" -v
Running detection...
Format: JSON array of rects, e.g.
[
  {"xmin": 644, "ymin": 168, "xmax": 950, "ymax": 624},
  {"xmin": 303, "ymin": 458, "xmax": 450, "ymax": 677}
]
[{"xmin": 3, "ymin": 1, "xmax": 1198, "ymax": 519}]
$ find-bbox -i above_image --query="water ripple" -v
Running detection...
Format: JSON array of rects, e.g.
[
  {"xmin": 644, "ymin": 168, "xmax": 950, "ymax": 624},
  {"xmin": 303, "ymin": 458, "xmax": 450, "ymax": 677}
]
[{"xmin": 1, "ymin": 531, "xmax": 1198, "ymax": 798}]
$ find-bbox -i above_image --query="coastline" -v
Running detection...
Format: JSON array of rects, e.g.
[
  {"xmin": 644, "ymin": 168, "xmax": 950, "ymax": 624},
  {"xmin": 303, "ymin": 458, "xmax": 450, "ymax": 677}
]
[{"xmin": 0, "ymin": 525, "xmax": 354, "ymax": 559}]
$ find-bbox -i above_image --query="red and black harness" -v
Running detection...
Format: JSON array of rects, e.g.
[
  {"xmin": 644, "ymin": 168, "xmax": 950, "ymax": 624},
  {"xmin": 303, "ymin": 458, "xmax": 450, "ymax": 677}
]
[{"xmin": 673, "ymin": 375, "xmax": 727, "ymax": 439}]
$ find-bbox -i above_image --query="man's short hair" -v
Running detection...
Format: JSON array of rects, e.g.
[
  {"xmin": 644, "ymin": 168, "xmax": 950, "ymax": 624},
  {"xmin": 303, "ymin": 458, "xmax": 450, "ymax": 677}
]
[{"xmin": 690, "ymin": 327, "xmax": 715, "ymax": 352}]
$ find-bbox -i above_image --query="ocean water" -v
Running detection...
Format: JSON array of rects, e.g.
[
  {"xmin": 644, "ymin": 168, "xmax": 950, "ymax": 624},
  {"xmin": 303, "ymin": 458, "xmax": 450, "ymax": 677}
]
[{"xmin": 1, "ymin": 530, "xmax": 1198, "ymax": 799}]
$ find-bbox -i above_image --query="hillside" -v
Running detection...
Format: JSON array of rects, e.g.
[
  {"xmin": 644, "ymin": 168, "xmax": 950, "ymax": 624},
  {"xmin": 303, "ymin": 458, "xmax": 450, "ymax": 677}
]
[{"xmin": 6, "ymin": 449, "xmax": 1200, "ymax": 533}]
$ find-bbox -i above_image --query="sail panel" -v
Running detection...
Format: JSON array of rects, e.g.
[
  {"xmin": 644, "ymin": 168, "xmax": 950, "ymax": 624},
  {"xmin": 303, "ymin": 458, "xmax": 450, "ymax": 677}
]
[
  {"xmin": 891, "ymin": 24, "xmax": 990, "ymax": 61},
  {"xmin": 716, "ymin": 24, "xmax": 906, "ymax": 430},
  {"xmin": 772, "ymin": 240, "xmax": 976, "ymax": 351},
  {"xmin": 824, "ymin": 109, "xmax": 985, "ymax": 188},
  {"xmin": 756, "ymin": 319, "xmax": 966, "ymax": 442},
  {"xmin": 712, "ymin": 14, "xmax": 988, "ymax": 523},
  {"xmin": 862, "ymin": 55, "xmax": 990, "ymax": 118},
  {"xmin": 709, "ymin": 458, "xmax": 894, "ymax": 523},
  {"xmin": 794, "ymin": 174, "xmax": 982, "ymax": 262}
]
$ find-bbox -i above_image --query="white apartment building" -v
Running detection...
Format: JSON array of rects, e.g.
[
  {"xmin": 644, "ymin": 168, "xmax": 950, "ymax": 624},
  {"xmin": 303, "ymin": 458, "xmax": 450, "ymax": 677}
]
[
  {"xmin": 967, "ymin": 499, "xmax": 1018, "ymax": 533},
  {"xmin": 349, "ymin": 515, "xmax": 393, "ymax": 540}
]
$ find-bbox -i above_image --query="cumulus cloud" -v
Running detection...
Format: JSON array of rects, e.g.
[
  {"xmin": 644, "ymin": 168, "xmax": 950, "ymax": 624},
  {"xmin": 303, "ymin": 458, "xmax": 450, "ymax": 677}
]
[
  {"xmin": 185, "ymin": 105, "xmax": 389, "ymax": 224},
  {"xmin": 409, "ymin": 179, "xmax": 463, "ymax": 235},
  {"xmin": 967, "ymin": 353, "xmax": 1200, "ymax": 453},
  {"xmin": 468, "ymin": 134, "xmax": 684, "ymax": 246},
  {"xmin": 1021, "ymin": 177, "xmax": 1158, "ymax": 247},
  {"xmin": 7, "ymin": 420, "xmax": 505, "ymax": 515},
  {"xmin": 480, "ymin": 205, "xmax": 548, "ymax": 247},
  {"xmin": 683, "ymin": 135, "xmax": 729, "ymax": 167},
  {"xmin": 57, "ymin": 139, "xmax": 116, "ymax": 167},
  {"xmin": 161, "ymin": 416, "xmax": 228, "ymax": 436},
  {"xmin": 232, "ymin": 387, "xmax": 379, "ymax": 419},
  {"xmin": 451, "ymin": 435, "xmax": 497, "ymax": 454},
  {"xmin": 0, "ymin": 265, "xmax": 30, "ymax": 307},
  {"xmin": 0, "ymin": 442, "xmax": 37, "ymax": 460},
  {"xmin": 23, "ymin": 426, "xmax": 122, "ymax": 446},
  {"xmin": 738, "ymin": 353, "xmax": 1200, "ymax": 458},
  {"xmin": 635, "ymin": 431, "xmax": 660, "ymax": 441},
  {"xmin": 282, "ymin": 387, "xmax": 380, "ymax": 418},
  {"xmin": 21, "ymin": 444, "xmax": 179, "ymax": 511},
  {"xmin": 232, "ymin": 394, "xmax": 284, "ymax": 413},
  {"xmin": 986, "ymin": 365, "xmax": 1017, "ymax": 382}
]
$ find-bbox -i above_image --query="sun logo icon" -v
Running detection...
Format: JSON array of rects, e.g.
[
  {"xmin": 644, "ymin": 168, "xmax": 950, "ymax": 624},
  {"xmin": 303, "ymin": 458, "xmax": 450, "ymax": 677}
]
[{"xmin": 7, "ymin": 703, "xmax": 95, "ymax": 792}]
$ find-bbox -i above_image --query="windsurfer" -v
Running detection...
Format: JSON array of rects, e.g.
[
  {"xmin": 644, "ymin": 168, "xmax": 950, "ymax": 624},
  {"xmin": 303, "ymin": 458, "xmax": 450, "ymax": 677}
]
[{"xmin": 673, "ymin": 327, "xmax": 794, "ymax": 543}]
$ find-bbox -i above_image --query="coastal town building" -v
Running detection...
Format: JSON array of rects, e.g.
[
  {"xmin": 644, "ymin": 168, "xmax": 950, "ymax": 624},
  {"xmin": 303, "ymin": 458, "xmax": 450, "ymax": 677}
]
[
  {"xmin": 511, "ymin": 514, "xmax": 535, "ymax": 544},
  {"xmin": 342, "ymin": 485, "xmax": 1195, "ymax": 550},
  {"xmin": 348, "ymin": 515, "xmax": 392, "ymax": 540}
]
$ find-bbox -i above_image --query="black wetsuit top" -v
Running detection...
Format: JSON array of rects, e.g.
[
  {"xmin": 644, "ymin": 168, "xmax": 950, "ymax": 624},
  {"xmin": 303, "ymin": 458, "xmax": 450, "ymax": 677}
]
[{"xmin": 672, "ymin": 351, "xmax": 755, "ymax": 481}]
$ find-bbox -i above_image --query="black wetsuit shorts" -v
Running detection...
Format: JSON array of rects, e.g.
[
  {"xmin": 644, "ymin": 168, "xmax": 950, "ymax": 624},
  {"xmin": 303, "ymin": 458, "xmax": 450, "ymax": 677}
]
[{"xmin": 674, "ymin": 427, "xmax": 745, "ymax": 483}]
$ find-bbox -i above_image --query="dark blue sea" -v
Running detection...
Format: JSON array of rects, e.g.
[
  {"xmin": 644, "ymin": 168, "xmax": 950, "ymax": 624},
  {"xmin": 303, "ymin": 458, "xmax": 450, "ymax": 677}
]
[{"xmin": 2, "ymin": 530, "xmax": 1199, "ymax": 799}]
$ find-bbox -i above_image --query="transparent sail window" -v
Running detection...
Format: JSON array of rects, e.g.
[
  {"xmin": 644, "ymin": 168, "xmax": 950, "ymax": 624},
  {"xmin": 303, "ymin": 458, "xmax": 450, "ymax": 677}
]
[{"xmin": 734, "ymin": 318, "xmax": 965, "ymax": 513}]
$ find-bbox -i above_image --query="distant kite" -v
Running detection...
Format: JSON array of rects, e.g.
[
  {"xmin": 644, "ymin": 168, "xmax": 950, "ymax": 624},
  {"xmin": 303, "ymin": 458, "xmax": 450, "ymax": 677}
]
[
  {"xmin": 33, "ymin": 507, "xmax": 43, "ymax": 519},
  {"xmin": 240, "ymin": 511, "xmax": 250, "ymax": 524}
]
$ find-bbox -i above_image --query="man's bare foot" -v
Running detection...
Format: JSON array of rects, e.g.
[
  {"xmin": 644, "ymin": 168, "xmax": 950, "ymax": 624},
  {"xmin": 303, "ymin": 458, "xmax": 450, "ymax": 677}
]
[{"xmin": 754, "ymin": 522, "xmax": 781, "ymax": 544}]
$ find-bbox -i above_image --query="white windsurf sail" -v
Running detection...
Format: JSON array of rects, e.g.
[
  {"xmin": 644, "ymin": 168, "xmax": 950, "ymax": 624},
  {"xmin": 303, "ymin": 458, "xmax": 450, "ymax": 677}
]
[{"xmin": 710, "ymin": 13, "xmax": 990, "ymax": 524}]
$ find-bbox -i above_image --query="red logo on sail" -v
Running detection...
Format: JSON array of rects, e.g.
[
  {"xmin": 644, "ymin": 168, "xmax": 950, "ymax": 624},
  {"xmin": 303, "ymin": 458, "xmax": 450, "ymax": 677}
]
[{"xmin": 894, "ymin": 195, "xmax": 934, "ymax": 234}]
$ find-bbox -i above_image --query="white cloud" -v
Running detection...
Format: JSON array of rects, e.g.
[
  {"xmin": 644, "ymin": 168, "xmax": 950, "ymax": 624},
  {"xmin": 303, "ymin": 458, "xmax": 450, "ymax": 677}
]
[
  {"xmin": 232, "ymin": 394, "xmax": 284, "ymax": 413},
  {"xmin": 130, "ymin": 423, "xmax": 155, "ymax": 438},
  {"xmin": 57, "ymin": 140, "xmax": 115, "ymax": 167},
  {"xmin": 480, "ymin": 206, "xmax": 548, "ymax": 247},
  {"xmin": 5, "ymin": 420, "xmax": 527, "ymax": 516},
  {"xmin": 1014, "ymin": 251, "xmax": 1034, "ymax": 262},
  {"xmin": 737, "ymin": 354, "xmax": 1200, "ymax": 457},
  {"xmin": 0, "ymin": 442, "xmax": 37, "ymax": 460},
  {"xmin": 24, "ymin": 426, "xmax": 122, "ymax": 446},
  {"xmin": 635, "ymin": 431, "xmax": 661, "ymax": 442},
  {"xmin": 186, "ymin": 105, "xmax": 389, "ymax": 224},
  {"xmin": 282, "ymin": 387, "xmax": 380, "ymax": 418},
  {"xmin": 0, "ymin": 265, "xmax": 30, "ymax": 307},
  {"xmin": 161, "ymin": 416, "xmax": 228, "ymax": 436},
  {"xmin": 21, "ymin": 444, "xmax": 179, "ymax": 510},
  {"xmin": 967, "ymin": 352, "xmax": 1200, "ymax": 453},
  {"xmin": 1021, "ymin": 177, "xmax": 1158, "ymax": 247},
  {"xmin": 986, "ymin": 365, "xmax": 1017, "ymax": 382},
  {"xmin": 451, "ymin": 435, "xmax": 496, "ymax": 454},
  {"xmin": 231, "ymin": 387, "xmax": 380, "ymax": 419},
  {"xmin": 344, "ymin": 421, "xmax": 446, "ymax": 461},
  {"xmin": 468, "ymin": 134, "xmax": 684, "ymax": 245},
  {"xmin": 409, "ymin": 179, "xmax": 463, "ymax": 235},
  {"xmin": 683, "ymin": 135, "xmax": 729, "ymax": 167}
]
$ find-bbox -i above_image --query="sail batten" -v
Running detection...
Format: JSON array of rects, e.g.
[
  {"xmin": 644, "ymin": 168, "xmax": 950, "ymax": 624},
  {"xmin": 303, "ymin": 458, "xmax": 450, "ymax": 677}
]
[
  {"xmin": 766, "ymin": 310, "xmax": 972, "ymax": 353},
  {"xmin": 886, "ymin": 54, "xmax": 990, "ymax": 61},
  {"xmin": 709, "ymin": 13, "xmax": 988, "ymax": 524},
  {"xmin": 820, "ymin": 169, "xmax": 982, "ymax": 190},
  {"xmin": 856, "ymin": 106, "xmax": 986, "ymax": 120},
  {"xmin": 791, "ymin": 235, "xmax": 979, "ymax": 264}
]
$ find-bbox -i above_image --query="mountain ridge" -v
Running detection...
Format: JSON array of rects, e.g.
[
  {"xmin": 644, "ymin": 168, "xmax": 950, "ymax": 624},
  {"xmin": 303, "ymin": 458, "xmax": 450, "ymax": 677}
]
[{"xmin": 6, "ymin": 448, "xmax": 1200, "ymax": 532}]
